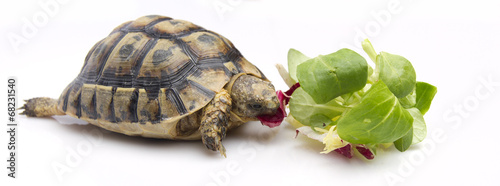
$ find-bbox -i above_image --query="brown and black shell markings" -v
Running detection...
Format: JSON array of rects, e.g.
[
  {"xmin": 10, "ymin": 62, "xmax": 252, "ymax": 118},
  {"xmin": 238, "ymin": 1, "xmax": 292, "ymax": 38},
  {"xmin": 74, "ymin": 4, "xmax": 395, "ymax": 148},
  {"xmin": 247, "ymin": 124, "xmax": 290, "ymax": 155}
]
[{"xmin": 58, "ymin": 15, "xmax": 265, "ymax": 139}]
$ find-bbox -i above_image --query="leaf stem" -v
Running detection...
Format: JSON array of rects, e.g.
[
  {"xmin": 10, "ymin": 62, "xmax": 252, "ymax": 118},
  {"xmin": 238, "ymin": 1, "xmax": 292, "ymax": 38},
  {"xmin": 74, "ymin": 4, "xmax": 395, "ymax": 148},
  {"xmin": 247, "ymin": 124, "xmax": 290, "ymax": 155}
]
[
  {"xmin": 353, "ymin": 92, "xmax": 362, "ymax": 101},
  {"xmin": 275, "ymin": 63, "xmax": 296, "ymax": 87},
  {"xmin": 363, "ymin": 39, "xmax": 380, "ymax": 82},
  {"xmin": 362, "ymin": 39, "xmax": 378, "ymax": 64},
  {"xmin": 314, "ymin": 127, "xmax": 330, "ymax": 133}
]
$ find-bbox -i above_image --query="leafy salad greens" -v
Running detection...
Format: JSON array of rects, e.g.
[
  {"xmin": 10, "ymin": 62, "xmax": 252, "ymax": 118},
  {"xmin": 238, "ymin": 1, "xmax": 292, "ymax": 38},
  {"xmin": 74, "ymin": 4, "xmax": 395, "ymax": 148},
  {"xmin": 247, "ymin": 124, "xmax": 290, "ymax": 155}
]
[{"xmin": 276, "ymin": 39, "xmax": 437, "ymax": 159}]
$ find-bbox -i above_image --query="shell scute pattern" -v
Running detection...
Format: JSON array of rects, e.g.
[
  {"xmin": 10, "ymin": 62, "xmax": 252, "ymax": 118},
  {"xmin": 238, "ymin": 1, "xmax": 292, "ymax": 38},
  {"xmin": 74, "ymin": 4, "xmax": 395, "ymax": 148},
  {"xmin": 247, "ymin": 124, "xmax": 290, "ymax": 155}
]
[{"xmin": 58, "ymin": 15, "xmax": 264, "ymax": 129}]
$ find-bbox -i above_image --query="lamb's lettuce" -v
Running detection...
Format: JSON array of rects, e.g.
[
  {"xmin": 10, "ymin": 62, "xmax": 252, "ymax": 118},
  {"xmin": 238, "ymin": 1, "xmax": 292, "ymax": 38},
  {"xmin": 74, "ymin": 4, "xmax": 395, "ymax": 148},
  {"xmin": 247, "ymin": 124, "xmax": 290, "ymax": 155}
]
[
  {"xmin": 407, "ymin": 107, "xmax": 427, "ymax": 145},
  {"xmin": 289, "ymin": 87, "xmax": 345, "ymax": 128},
  {"xmin": 377, "ymin": 52, "xmax": 416, "ymax": 98},
  {"xmin": 287, "ymin": 48, "xmax": 310, "ymax": 82},
  {"xmin": 394, "ymin": 127, "xmax": 413, "ymax": 152},
  {"xmin": 336, "ymin": 81, "xmax": 414, "ymax": 144},
  {"xmin": 399, "ymin": 88, "xmax": 416, "ymax": 108},
  {"xmin": 415, "ymin": 82, "xmax": 438, "ymax": 115},
  {"xmin": 281, "ymin": 39, "xmax": 437, "ymax": 159},
  {"xmin": 296, "ymin": 49, "xmax": 368, "ymax": 104}
]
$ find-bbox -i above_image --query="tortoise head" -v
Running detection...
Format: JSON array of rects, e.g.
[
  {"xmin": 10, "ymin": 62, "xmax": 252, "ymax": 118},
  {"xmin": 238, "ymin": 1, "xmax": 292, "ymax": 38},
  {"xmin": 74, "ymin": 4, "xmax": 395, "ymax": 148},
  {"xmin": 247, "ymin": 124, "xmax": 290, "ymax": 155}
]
[{"xmin": 229, "ymin": 75, "xmax": 279, "ymax": 119}]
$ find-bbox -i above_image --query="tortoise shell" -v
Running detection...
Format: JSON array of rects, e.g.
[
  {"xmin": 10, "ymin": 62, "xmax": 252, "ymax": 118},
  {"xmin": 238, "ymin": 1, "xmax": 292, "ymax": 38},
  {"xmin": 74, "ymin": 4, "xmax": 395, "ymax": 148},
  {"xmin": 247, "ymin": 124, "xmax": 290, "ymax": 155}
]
[{"xmin": 57, "ymin": 15, "xmax": 265, "ymax": 138}]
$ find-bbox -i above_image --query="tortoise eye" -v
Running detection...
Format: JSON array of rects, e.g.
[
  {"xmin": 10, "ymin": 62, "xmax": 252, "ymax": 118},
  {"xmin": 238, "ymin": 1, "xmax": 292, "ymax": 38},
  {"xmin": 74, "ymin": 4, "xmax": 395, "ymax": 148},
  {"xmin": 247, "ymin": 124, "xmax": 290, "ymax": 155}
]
[{"xmin": 249, "ymin": 104, "xmax": 262, "ymax": 110}]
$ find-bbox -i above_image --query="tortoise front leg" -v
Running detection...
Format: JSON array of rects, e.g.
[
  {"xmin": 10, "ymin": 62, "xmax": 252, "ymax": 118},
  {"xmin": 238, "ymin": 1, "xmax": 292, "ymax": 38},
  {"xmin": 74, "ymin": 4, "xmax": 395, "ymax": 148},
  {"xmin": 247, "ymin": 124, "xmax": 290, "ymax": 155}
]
[{"xmin": 200, "ymin": 89, "xmax": 232, "ymax": 157}]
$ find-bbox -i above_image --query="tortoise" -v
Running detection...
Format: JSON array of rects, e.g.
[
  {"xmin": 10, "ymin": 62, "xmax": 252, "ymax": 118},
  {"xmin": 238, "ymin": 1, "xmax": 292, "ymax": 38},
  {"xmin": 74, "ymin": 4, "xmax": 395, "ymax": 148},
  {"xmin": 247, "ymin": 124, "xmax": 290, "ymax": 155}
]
[{"xmin": 20, "ymin": 15, "xmax": 281, "ymax": 157}]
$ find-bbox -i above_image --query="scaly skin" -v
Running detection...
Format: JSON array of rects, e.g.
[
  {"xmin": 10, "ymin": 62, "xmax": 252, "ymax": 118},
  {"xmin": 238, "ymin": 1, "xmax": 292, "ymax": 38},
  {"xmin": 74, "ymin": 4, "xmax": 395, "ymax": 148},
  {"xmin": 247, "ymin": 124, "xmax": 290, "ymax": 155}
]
[
  {"xmin": 200, "ymin": 89, "xmax": 232, "ymax": 157},
  {"xmin": 20, "ymin": 97, "xmax": 65, "ymax": 117}
]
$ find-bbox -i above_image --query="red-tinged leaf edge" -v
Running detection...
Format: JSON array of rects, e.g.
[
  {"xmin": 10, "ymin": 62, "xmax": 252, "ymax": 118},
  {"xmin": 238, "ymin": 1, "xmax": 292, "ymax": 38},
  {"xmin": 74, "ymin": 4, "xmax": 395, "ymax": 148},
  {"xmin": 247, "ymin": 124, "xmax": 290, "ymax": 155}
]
[
  {"xmin": 257, "ymin": 83, "xmax": 300, "ymax": 128},
  {"xmin": 284, "ymin": 83, "xmax": 301, "ymax": 105},
  {"xmin": 334, "ymin": 143, "xmax": 353, "ymax": 159},
  {"xmin": 355, "ymin": 144, "xmax": 375, "ymax": 160}
]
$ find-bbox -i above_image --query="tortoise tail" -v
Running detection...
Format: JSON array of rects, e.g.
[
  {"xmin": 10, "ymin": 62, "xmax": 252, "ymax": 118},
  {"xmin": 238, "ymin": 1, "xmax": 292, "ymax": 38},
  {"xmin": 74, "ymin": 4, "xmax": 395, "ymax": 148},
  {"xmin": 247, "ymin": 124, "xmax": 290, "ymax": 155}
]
[{"xmin": 20, "ymin": 97, "xmax": 65, "ymax": 117}]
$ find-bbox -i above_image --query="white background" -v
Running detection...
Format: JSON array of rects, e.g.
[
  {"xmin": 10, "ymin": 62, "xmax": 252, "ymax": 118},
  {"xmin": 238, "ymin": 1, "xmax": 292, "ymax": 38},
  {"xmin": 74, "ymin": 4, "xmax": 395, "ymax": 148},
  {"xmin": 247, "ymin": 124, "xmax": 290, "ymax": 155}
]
[{"xmin": 1, "ymin": 0, "xmax": 500, "ymax": 185}]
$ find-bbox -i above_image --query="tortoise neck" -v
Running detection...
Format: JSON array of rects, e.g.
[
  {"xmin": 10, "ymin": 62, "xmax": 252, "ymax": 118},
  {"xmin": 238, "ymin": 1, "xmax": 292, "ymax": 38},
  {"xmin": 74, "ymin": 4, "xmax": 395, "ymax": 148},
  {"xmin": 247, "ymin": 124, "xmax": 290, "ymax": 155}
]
[{"xmin": 224, "ymin": 73, "xmax": 247, "ymax": 94}]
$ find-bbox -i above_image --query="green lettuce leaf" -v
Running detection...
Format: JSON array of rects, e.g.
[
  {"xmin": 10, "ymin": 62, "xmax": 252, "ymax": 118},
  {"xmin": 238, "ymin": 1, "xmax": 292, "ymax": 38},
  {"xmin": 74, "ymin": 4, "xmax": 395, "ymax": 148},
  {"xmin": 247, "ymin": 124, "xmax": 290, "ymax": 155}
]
[
  {"xmin": 377, "ymin": 52, "xmax": 416, "ymax": 98},
  {"xmin": 289, "ymin": 87, "xmax": 345, "ymax": 128},
  {"xmin": 394, "ymin": 127, "xmax": 413, "ymax": 152},
  {"xmin": 336, "ymin": 81, "xmax": 413, "ymax": 144},
  {"xmin": 287, "ymin": 48, "xmax": 310, "ymax": 82},
  {"xmin": 415, "ymin": 81, "xmax": 437, "ymax": 115},
  {"xmin": 399, "ymin": 87, "xmax": 416, "ymax": 108},
  {"xmin": 406, "ymin": 107, "xmax": 427, "ymax": 144},
  {"xmin": 297, "ymin": 48, "xmax": 368, "ymax": 103}
]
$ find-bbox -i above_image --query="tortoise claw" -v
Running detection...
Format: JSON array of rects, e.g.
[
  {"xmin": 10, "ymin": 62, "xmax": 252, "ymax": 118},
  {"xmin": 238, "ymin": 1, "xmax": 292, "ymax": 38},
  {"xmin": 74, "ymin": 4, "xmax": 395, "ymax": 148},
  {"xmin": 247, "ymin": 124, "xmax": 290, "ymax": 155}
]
[
  {"xmin": 219, "ymin": 144, "xmax": 227, "ymax": 158},
  {"xmin": 202, "ymin": 134, "xmax": 227, "ymax": 158}
]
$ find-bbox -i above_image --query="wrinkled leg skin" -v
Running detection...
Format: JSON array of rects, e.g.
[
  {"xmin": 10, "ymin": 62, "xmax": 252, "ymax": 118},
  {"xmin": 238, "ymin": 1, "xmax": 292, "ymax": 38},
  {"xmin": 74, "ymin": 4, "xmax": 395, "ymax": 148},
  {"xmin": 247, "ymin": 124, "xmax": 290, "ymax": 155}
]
[
  {"xmin": 200, "ymin": 89, "xmax": 232, "ymax": 157},
  {"xmin": 20, "ymin": 97, "xmax": 65, "ymax": 117}
]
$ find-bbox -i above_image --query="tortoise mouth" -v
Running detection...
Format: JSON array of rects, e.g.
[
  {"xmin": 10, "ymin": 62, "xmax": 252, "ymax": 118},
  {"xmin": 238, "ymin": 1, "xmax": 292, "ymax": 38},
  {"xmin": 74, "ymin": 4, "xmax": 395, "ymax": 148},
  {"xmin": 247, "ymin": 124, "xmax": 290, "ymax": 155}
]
[
  {"xmin": 256, "ymin": 111, "xmax": 284, "ymax": 128},
  {"xmin": 256, "ymin": 90, "xmax": 286, "ymax": 128},
  {"xmin": 256, "ymin": 83, "xmax": 300, "ymax": 128}
]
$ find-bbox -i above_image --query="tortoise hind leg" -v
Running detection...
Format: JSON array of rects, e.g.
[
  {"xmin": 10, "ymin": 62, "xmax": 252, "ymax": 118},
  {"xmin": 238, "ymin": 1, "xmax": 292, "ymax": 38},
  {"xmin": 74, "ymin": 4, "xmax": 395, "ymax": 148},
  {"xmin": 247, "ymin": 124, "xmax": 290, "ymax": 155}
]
[
  {"xmin": 200, "ymin": 90, "xmax": 232, "ymax": 157},
  {"xmin": 20, "ymin": 97, "xmax": 65, "ymax": 117}
]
